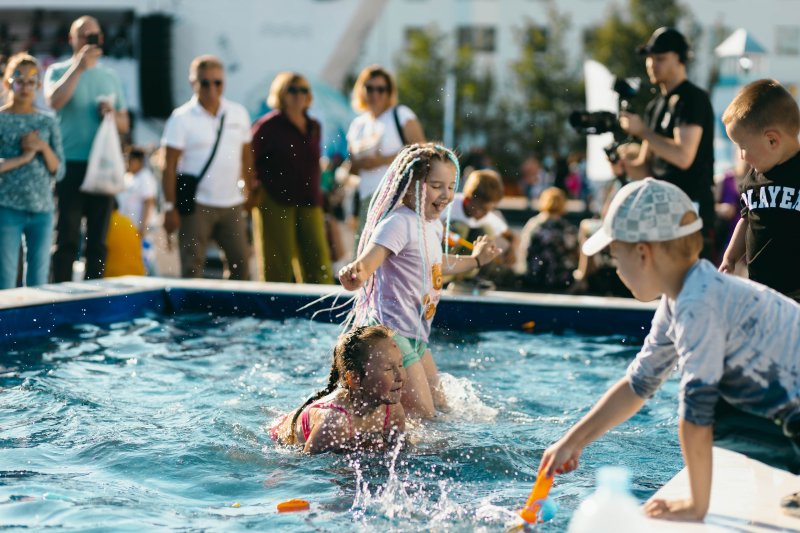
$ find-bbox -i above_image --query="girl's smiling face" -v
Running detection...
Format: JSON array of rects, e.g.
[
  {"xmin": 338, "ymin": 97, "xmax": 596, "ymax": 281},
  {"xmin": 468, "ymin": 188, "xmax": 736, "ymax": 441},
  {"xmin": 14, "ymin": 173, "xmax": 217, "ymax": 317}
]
[
  {"xmin": 358, "ymin": 337, "xmax": 406, "ymax": 406},
  {"xmin": 403, "ymin": 160, "xmax": 457, "ymax": 220}
]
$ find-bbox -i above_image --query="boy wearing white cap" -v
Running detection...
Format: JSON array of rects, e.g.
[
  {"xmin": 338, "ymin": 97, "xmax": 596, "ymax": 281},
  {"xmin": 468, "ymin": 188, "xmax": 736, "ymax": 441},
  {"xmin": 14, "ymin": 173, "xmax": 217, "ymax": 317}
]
[{"xmin": 538, "ymin": 178, "xmax": 800, "ymax": 521}]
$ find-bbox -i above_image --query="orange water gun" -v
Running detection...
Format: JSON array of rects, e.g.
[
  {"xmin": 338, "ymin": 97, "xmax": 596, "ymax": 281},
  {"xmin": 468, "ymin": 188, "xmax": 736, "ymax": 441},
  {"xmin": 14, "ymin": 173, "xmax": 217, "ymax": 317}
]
[
  {"xmin": 445, "ymin": 231, "xmax": 473, "ymax": 250},
  {"xmin": 518, "ymin": 470, "xmax": 555, "ymax": 524}
]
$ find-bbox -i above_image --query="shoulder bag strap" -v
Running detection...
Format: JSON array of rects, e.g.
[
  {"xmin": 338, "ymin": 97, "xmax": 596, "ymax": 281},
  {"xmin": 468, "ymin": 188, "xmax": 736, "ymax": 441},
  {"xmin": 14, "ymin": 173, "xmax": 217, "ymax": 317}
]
[
  {"xmin": 392, "ymin": 106, "xmax": 407, "ymax": 145},
  {"xmin": 197, "ymin": 113, "xmax": 226, "ymax": 181}
]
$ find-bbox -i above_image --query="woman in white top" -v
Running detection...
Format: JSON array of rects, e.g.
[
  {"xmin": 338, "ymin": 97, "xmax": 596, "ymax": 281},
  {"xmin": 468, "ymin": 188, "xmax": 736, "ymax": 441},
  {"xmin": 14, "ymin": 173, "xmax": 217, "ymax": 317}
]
[{"xmin": 346, "ymin": 65, "xmax": 425, "ymax": 249}]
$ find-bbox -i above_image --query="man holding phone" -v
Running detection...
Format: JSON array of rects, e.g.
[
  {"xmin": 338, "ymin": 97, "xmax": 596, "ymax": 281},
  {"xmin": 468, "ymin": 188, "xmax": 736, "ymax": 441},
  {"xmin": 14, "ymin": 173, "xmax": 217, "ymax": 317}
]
[{"xmin": 45, "ymin": 15, "xmax": 129, "ymax": 282}]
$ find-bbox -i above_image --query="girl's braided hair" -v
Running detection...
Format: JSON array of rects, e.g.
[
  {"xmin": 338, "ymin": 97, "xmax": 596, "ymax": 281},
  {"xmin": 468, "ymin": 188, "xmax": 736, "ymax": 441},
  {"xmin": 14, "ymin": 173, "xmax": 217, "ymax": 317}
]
[
  {"xmin": 288, "ymin": 324, "xmax": 394, "ymax": 444},
  {"xmin": 344, "ymin": 142, "xmax": 461, "ymax": 331}
]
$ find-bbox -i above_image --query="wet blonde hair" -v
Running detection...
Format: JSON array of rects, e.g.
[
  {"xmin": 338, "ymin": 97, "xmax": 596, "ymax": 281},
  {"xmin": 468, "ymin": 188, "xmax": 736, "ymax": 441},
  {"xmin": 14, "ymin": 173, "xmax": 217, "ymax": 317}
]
[
  {"xmin": 267, "ymin": 71, "xmax": 313, "ymax": 111},
  {"xmin": 351, "ymin": 65, "xmax": 398, "ymax": 113},
  {"xmin": 463, "ymin": 169, "xmax": 504, "ymax": 203}
]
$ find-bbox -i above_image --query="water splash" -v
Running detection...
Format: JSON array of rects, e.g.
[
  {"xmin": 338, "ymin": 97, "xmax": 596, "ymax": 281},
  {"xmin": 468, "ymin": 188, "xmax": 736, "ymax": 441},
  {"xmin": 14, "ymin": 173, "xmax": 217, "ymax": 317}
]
[{"xmin": 438, "ymin": 373, "xmax": 498, "ymax": 422}]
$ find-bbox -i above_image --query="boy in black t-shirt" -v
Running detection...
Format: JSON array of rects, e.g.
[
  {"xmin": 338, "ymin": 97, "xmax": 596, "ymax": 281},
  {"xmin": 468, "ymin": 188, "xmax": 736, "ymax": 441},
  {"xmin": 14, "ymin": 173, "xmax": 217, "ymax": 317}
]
[{"xmin": 721, "ymin": 79, "xmax": 800, "ymax": 301}]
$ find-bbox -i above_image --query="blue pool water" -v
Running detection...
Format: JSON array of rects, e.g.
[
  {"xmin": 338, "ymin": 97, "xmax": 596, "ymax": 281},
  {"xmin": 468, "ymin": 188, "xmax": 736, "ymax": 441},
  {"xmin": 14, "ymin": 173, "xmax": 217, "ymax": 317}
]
[{"xmin": 0, "ymin": 313, "xmax": 683, "ymax": 531}]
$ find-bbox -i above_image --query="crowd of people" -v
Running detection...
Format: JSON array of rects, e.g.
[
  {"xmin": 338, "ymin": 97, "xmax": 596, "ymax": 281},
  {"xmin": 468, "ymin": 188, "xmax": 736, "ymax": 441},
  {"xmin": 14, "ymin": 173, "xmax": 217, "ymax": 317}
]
[
  {"xmin": 0, "ymin": 16, "xmax": 763, "ymax": 298},
  {"xmin": 3, "ymin": 15, "xmax": 800, "ymax": 522}
]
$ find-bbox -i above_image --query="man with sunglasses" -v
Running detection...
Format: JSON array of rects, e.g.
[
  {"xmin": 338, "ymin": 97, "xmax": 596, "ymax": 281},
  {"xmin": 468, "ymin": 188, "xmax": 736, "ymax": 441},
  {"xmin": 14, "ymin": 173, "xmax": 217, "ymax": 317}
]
[
  {"xmin": 44, "ymin": 15, "xmax": 129, "ymax": 282},
  {"xmin": 161, "ymin": 55, "xmax": 252, "ymax": 280}
]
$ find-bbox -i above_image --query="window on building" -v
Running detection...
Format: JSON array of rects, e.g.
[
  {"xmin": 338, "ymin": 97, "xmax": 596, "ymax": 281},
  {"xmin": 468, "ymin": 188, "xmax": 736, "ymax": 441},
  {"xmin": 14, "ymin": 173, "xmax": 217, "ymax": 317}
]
[
  {"xmin": 776, "ymin": 25, "xmax": 800, "ymax": 56},
  {"xmin": 457, "ymin": 26, "xmax": 496, "ymax": 52}
]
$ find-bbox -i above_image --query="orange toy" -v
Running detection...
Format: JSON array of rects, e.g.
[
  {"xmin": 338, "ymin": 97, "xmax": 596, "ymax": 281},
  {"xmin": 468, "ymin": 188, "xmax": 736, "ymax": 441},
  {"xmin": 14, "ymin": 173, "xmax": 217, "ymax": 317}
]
[
  {"xmin": 446, "ymin": 231, "xmax": 474, "ymax": 250},
  {"xmin": 277, "ymin": 498, "xmax": 310, "ymax": 513},
  {"xmin": 518, "ymin": 470, "xmax": 553, "ymax": 523}
]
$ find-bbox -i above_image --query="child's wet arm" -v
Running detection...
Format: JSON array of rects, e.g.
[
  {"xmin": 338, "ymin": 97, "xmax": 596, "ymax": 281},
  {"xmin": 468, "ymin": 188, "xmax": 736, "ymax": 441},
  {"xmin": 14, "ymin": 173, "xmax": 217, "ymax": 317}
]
[
  {"xmin": 564, "ymin": 377, "xmax": 647, "ymax": 448},
  {"xmin": 679, "ymin": 419, "xmax": 713, "ymax": 519},
  {"xmin": 341, "ymin": 244, "xmax": 392, "ymax": 288},
  {"xmin": 442, "ymin": 254, "xmax": 480, "ymax": 274}
]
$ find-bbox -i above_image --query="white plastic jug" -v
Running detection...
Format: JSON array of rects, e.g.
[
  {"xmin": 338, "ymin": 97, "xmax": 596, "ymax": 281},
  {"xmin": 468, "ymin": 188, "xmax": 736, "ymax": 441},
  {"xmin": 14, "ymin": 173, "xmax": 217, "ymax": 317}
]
[{"xmin": 567, "ymin": 466, "xmax": 647, "ymax": 533}]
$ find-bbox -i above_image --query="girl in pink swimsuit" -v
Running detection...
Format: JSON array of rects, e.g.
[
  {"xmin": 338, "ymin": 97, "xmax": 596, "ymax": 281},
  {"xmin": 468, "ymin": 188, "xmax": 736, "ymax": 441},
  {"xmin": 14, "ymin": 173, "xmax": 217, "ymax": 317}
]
[{"xmin": 270, "ymin": 325, "xmax": 407, "ymax": 454}]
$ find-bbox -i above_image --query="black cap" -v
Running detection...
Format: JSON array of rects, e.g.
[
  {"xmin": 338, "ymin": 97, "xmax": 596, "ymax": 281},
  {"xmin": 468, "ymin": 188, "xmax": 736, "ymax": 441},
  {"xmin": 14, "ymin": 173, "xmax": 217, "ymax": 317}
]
[{"xmin": 637, "ymin": 27, "xmax": 689, "ymax": 59}]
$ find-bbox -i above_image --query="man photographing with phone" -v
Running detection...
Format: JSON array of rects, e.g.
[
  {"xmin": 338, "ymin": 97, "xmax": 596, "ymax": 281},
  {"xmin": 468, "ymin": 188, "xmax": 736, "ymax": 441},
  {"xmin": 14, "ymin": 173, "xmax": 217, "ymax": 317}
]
[
  {"xmin": 619, "ymin": 27, "xmax": 716, "ymax": 256},
  {"xmin": 44, "ymin": 15, "xmax": 129, "ymax": 281}
]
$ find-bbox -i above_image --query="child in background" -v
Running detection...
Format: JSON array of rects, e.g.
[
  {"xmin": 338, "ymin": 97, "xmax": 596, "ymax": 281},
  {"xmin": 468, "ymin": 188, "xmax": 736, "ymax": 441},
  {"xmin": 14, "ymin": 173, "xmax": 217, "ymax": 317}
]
[
  {"xmin": 720, "ymin": 79, "xmax": 800, "ymax": 302},
  {"xmin": 444, "ymin": 169, "xmax": 517, "ymax": 268},
  {"xmin": 104, "ymin": 200, "xmax": 145, "ymax": 277},
  {"xmin": 270, "ymin": 325, "xmax": 406, "ymax": 454},
  {"xmin": 118, "ymin": 147, "xmax": 158, "ymax": 240},
  {"xmin": 539, "ymin": 178, "xmax": 800, "ymax": 521},
  {"xmin": 516, "ymin": 187, "xmax": 578, "ymax": 292},
  {"xmin": 338, "ymin": 143, "xmax": 501, "ymax": 419}
]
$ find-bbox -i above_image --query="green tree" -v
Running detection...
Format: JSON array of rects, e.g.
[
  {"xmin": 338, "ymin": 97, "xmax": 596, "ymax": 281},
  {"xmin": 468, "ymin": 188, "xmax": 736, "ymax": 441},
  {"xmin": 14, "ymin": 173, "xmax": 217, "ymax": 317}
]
[
  {"xmin": 506, "ymin": 3, "xmax": 584, "ymax": 165},
  {"xmin": 395, "ymin": 28, "xmax": 447, "ymax": 141},
  {"xmin": 584, "ymin": 0, "xmax": 697, "ymax": 101}
]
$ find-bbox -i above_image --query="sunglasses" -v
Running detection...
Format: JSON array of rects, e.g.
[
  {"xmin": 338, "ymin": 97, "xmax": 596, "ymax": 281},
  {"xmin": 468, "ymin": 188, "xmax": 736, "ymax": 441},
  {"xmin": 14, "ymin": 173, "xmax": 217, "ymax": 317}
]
[
  {"xmin": 8, "ymin": 78, "xmax": 38, "ymax": 89},
  {"xmin": 198, "ymin": 79, "xmax": 223, "ymax": 88},
  {"xmin": 365, "ymin": 85, "xmax": 389, "ymax": 94},
  {"xmin": 287, "ymin": 86, "xmax": 310, "ymax": 95}
]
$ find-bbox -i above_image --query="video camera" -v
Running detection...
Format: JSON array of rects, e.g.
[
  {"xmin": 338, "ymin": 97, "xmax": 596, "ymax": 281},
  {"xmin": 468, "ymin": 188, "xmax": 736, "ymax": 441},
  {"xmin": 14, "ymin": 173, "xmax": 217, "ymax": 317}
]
[{"xmin": 568, "ymin": 77, "xmax": 640, "ymax": 136}]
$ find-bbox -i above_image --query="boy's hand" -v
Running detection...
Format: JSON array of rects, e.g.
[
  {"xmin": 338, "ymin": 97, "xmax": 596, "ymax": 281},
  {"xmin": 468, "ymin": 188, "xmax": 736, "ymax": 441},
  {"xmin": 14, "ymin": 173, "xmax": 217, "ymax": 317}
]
[
  {"xmin": 471, "ymin": 235, "xmax": 502, "ymax": 266},
  {"xmin": 538, "ymin": 438, "xmax": 582, "ymax": 478},
  {"xmin": 339, "ymin": 262, "xmax": 366, "ymax": 290},
  {"xmin": 644, "ymin": 497, "xmax": 704, "ymax": 521}
]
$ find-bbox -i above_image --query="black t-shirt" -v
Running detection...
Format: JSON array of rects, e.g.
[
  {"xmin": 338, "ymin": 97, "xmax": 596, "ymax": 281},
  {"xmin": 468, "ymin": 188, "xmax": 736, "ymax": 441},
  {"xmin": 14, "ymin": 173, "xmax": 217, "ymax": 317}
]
[
  {"xmin": 739, "ymin": 151, "xmax": 800, "ymax": 297},
  {"xmin": 644, "ymin": 80, "xmax": 715, "ymax": 224}
]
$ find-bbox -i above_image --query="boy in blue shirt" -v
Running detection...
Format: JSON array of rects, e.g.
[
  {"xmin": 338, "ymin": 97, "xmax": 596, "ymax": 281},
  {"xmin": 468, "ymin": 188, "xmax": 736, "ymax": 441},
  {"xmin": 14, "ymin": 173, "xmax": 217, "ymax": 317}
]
[{"xmin": 539, "ymin": 178, "xmax": 800, "ymax": 521}]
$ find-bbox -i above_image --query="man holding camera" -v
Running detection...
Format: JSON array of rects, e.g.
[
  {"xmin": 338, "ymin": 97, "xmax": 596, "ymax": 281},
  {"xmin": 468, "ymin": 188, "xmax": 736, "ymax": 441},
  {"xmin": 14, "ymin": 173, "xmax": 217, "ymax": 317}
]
[
  {"xmin": 619, "ymin": 27, "xmax": 715, "ymax": 254},
  {"xmin": 45, "ymin": 15, "xmax": 129, "ymax": 281}
]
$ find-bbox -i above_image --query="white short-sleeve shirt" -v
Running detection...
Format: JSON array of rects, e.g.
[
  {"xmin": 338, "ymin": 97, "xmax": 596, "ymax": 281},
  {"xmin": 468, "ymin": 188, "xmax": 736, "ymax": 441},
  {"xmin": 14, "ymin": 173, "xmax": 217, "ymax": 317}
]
[
  {"xmin": 347, "ymin": 105, "xmax": 417, "ymax": 200},
  {"xmin": 117, "ymin": 167, "xmax": 158, "ymax": 228},
  {"xmin": 161, "ymin": 96, "xmax": 252, "ymax": 208},
  {"xmin": 443, "ymin": 194, "xmax": 509, "ymax": 235}
]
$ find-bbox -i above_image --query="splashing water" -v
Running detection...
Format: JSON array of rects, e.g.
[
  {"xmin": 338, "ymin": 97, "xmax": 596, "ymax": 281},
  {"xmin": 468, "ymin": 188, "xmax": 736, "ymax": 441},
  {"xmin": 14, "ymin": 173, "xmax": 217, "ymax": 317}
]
[{"xmin": 0, "ymin": 315, "xmax": 682, "ymax": 531}]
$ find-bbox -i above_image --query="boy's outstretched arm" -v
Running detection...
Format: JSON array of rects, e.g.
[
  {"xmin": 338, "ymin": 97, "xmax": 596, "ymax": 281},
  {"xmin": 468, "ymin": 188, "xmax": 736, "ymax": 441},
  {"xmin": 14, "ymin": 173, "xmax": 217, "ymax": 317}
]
[
  {"xmin": 644, "ymin": 420, "xmax": 712, "ymax": 521},
  {"xmin": 338, "ymin": 243, "xmax": 392, "ymax": 290},
  {"xmin": 539, "ymin": 377, "xmax": 646, "ymax": 477},
  {"xmin": 719, "ymin": 218, "xmax": 748, "ymax": 274},
  {"xmin": 442, "ymin": 235, "xmax": 502, "ymax": 275}
]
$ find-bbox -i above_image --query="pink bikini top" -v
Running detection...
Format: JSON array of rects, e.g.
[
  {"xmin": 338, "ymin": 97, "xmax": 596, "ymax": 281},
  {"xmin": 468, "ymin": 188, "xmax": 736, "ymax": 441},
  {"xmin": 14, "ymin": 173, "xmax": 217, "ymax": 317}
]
[{"xmin": 300, "ymin": 401, "xmax": 392, "ymax": 442}]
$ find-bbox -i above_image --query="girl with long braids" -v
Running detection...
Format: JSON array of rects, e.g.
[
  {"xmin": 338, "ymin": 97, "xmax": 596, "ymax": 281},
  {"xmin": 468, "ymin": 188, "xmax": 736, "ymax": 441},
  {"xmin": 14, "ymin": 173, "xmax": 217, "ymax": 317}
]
[
  {"xmin": 338, "ymin": 143, "xmax": 501, "ymax": 419},
  {"xmin": 270, "ymin": 325, "xmax": 406, "ymax": 454}
]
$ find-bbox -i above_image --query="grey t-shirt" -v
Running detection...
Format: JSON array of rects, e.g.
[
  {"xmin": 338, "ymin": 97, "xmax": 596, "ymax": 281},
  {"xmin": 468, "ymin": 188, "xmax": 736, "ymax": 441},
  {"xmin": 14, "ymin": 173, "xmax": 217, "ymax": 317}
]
[{"xmin": 627, "ymin": 259, "xmax": 800, "ymax": 426}]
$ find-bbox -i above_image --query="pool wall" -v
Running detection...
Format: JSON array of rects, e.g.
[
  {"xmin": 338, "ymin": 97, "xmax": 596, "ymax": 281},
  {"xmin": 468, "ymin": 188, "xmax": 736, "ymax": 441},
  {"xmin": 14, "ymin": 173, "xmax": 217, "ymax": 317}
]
[{"xmin": 0, "ymin": 277, "xmax": 658, "ymax": 343}]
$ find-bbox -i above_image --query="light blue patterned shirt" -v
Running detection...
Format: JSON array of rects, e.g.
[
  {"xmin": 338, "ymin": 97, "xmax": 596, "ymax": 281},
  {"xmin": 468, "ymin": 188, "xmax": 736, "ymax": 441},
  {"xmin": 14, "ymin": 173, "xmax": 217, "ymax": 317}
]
[
  {"xmin": 0, "ymin": 110, "xmax": 65, "ymax": 213},
  {"xmin": 627, "ymin": 259, "xmax": 800, "ymax": 426}
]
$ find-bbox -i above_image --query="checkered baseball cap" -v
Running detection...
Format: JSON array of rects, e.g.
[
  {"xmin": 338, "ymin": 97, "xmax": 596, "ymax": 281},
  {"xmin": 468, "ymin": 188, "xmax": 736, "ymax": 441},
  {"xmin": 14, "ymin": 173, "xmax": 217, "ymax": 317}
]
[{"xmin": 582, "ymin": 178, "xmax": 703, "ymax": 256}]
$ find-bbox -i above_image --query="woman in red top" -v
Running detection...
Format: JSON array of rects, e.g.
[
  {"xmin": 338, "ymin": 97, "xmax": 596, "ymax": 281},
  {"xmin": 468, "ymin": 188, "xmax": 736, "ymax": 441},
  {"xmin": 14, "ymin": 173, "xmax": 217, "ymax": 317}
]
[{"xmin": 250, "ymin": 72, "xmax": 332, "ymax": 283}]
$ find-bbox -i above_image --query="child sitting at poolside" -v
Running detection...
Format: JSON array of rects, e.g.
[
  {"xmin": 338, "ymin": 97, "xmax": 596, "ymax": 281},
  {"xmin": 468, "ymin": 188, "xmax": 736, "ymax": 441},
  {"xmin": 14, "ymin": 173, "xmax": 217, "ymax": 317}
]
[
  {"xmin": 443, "ymin": 169, "xmax": 517, "ymax": 266},
  {"xmin": 719, "ymin": 79, "xmax": 800, "ymax": 302},
  {"xmin": 270, "ymin": 325, "xmax": 406, "ymax": 454},
  {"xmin": 338, "ymin": 143, "xmax": 502, "ymax": 419},
  {"xmin": 539, "ymin": 178, "xmax": 800, "ymax": 522}
]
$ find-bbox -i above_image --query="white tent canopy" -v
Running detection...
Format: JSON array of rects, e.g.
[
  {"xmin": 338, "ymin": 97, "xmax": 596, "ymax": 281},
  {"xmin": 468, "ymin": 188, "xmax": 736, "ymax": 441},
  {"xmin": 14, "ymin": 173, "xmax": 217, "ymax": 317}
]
[{"xmin": 715, "ymin": 28, "xmax": 767, "ymax": 58}]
